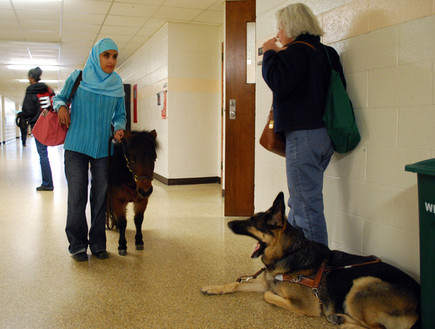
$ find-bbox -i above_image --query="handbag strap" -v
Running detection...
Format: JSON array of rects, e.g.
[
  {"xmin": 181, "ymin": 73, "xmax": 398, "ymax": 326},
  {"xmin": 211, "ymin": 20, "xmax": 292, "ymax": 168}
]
[
  {"xmin": 289, "ymin": 41, "xmax": 332, "ymax": 68},
  {"xmin": 289, "ymin": 40, "xmax": 317, "ymax": 51},
  {"xmin": 291, "ymin": 41, "xmax": 335, "ymax": 78},
  {"xmin": 66, "ymin": 70, "xmax": 82, "ymax": 106}
]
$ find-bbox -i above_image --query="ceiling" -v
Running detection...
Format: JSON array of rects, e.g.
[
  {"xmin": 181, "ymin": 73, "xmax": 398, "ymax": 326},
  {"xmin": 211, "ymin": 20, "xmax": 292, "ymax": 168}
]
[{"xmin": 0, "ymin": 0, "xmax": 224, "ymax": 104}]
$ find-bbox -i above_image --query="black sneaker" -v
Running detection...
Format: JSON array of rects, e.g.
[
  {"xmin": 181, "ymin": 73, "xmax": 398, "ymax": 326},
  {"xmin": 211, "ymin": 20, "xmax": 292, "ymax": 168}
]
[
  {"xmin": 72, "ymin": 252, "xmax": 88, "ymax": 262},
  {"xmin": 36, "ymin": 185, "xmax": 53, "ymax": 191},
  {"xmin": 93, "ymin": 251, "xmax": 109, "ymax": 260}
]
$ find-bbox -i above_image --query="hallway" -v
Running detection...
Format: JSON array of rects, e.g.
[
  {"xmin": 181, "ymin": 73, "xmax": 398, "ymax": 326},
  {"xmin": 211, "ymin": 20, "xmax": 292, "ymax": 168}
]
[{"xmin": 0, "ymin": 137, "xmax": 334, "ymax": 328}]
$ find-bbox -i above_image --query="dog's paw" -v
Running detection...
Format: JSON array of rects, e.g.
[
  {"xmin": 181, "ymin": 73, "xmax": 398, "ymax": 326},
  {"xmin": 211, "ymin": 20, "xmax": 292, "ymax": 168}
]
[
  {"xmin": 201, "ymin": 283, "xmax": 240, "ymax": 295},
  {"xmin": 326, "ymin": 314, "xmax": 345, "ymax": 325},
  {"xmin": 201, "ymin": 285, "xmax": 222, "ymax": 295}
]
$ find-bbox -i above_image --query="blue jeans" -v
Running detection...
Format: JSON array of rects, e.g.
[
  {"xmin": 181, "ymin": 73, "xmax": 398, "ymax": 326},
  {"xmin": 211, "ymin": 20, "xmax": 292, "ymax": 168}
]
[
  {"xmin": 35, "ymin": 138, "xmax": 53, "ymax": 188},
  {"xmin": 285, "ymin": 128, "xmax": 334, "ymax": 246},
  {"xmin": 64, "ymin": 151, "xmax": 108, "ymax": 255}
]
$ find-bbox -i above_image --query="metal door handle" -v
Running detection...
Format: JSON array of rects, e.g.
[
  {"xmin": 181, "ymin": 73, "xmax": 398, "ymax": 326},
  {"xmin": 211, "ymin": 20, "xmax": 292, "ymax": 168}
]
[{"xmin": 229, "ymin": 99, "xmax": 236, "ymax": 120}]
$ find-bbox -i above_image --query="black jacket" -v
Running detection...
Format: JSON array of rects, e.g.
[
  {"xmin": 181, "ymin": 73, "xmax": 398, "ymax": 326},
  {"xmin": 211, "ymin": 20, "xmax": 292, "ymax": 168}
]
[
  {"xmin": 21, "ymin": 82, "xmax": 52, "ymax": 126},
  {"xmin": 262, "ymin": 34, "xmax": 346, "ymax": 133}
]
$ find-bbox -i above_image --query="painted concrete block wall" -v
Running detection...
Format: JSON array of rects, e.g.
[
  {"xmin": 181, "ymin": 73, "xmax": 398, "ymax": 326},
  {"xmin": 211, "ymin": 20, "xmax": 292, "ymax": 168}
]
[
  {"xmin": 117, "ymin": 25, "xmax": 169, "ymax": 178},
  {"xmin": 0, "ymin": 96, "xmax": 3, "ymax": 143},
  {"xmin": 117, "ymin": 23, "xmax": 221, "ymax": 181},
  {"xmin": 256, "ymin": 0, "xmax": 435, "ymax": 278},
  {"xmin": 1, "ymin": 96, "xmax": 17, "ymax": 143},
  {"xmin": 168, "ymin": 23, "xmax": 221, "ymax": 179}
]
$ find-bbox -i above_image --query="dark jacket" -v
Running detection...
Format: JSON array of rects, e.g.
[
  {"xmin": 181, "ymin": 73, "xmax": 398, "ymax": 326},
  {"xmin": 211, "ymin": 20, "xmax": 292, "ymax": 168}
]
[
  {"xmin": 262, "ymin": 34, "xmax": 346, "ymax": 133},
  {"xmin": 21, "ymin": 82, "xmax": 52, "ymax": 126}
]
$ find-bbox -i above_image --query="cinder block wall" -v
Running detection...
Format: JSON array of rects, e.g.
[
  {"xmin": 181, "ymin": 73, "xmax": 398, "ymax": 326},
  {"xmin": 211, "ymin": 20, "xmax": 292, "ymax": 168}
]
[{"xmin": 255, "ymin": 0, "xmax": 435, "ymax": 278}]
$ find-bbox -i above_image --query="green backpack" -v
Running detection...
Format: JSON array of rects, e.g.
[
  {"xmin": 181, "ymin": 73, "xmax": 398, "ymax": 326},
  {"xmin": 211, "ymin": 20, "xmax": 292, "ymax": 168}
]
[{"xmin": 322, "ymin": 46, "xmax": 361, "ymax": 153}]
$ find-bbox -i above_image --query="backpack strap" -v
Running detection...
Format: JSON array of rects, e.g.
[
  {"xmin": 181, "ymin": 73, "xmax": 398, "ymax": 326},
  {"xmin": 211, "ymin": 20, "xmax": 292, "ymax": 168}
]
[
  {"xmin": 322, "ymin": 45, "xmax": 333, "ymax": 68},
  {"xmin": 66, "ymin": 70, "xmax": 82, "ymax": 106}
]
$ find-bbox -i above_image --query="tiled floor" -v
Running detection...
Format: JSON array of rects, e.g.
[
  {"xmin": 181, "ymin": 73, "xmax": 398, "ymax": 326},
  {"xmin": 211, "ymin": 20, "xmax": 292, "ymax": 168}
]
[{"xmin": 0, "ymin": 137, "xmax": 336, "ymax": 328}]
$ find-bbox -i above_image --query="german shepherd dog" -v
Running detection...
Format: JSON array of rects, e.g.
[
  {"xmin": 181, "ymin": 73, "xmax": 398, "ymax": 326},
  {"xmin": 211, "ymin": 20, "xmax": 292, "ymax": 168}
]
[{"xmin": 201, "ymin": 192, "xmax": 420, "ymax": 329}]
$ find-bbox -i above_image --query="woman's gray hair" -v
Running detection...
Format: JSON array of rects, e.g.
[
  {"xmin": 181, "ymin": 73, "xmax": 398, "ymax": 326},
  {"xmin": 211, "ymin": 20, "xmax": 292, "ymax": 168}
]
[{"xmin": 276, "ymin": 3, "xmax": 324, "ymax": 39}]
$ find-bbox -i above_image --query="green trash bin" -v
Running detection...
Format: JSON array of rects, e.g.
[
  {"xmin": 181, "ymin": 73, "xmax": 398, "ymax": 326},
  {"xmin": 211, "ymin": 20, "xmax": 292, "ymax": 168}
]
[{"xmin": 405, "ymin": 159, "xmax": 435, "ymax": 329}]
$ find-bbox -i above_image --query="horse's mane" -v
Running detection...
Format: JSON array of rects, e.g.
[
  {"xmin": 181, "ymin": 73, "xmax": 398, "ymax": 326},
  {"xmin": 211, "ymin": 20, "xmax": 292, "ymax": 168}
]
[{"xmin": 128, "ymin": 130, "xmax": 159, "ymax": 157}]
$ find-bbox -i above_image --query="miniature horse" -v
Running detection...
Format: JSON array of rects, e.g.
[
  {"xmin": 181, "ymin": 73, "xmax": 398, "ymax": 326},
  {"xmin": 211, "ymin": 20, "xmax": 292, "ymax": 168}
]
[{"xmin": 107, "ymin": 130, "xmax": 158, "ymax": 255}]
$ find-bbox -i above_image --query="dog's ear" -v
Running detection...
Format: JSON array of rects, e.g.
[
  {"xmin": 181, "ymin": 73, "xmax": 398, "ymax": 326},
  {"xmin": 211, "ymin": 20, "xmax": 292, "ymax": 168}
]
[{"xmin": 268, "ymin": 192, "xmax": 286, "ymax": 227}]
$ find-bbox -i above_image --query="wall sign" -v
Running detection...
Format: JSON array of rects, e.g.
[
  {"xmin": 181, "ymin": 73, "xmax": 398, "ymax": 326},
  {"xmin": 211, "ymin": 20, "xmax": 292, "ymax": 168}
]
[{"xmin": 133, "ymin": 84, "xmax": 137, "ymax": 123}]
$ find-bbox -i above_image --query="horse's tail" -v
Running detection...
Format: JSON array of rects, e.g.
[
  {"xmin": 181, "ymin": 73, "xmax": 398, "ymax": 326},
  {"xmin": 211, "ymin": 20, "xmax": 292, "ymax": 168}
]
[{"xmin": 106, "ymin": 194, "xmax": 116, "ymax": 230}]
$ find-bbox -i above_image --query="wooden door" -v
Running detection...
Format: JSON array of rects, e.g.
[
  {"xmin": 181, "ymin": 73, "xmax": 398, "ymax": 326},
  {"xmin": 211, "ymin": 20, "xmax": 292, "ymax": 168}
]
[{"xmin": 225, "ymin": 0, "xmax": 256, "ymax": 216}]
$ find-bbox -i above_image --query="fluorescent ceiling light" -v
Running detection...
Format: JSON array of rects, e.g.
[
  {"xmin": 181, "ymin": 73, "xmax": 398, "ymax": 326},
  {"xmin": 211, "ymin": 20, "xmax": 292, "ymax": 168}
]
[
  {"xmin": 0, "ymin": 41, "xmax": 60, "ymax": 48},
  {"xmin": 8, "ymin": 65, "xmax": 59, "ymax": 71},
  {"xmin": 19, "ymin": 79, "xmax": 60, "ymax": 83},
  {"xmin": 12, "ymin": 0, "xmax": 62, "ymax": 2}
]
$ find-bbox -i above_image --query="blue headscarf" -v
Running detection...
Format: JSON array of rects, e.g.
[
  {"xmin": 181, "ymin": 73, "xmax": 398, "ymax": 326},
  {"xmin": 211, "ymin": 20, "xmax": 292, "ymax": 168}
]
[{"xmin": 79, "ymin": 38, "xmax": 125, "ymax": 97}]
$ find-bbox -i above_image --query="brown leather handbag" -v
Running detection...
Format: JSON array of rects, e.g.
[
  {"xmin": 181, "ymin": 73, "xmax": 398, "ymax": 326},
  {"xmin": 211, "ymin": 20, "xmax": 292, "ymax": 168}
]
[{"xmin": 259, "ymin": 106, "xmax": 285, "ymax": 157}]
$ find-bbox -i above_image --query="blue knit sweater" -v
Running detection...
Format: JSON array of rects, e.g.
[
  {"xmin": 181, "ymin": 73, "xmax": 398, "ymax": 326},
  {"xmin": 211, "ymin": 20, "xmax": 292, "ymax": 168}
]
[{"xmin": 53, "ymin": 70, "xmax": 126, "ymax": 159}]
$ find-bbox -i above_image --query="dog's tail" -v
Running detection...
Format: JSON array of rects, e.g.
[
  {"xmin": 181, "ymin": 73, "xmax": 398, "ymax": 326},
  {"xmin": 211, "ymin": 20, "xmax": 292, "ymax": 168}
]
[
  {"xmin": 339, "ymin": 311, "xmax": 419, "ymax": 329},
  {"xmin": 410, "ymin": 313, "xmax": 421, "ymax": 329},
  {"xmin": 410, "ymin": 287, "xmax": 421, "ymax": 329},
  {"xmin": 336, "ymin": 314, "xmax": 367, "ymax": 329}
]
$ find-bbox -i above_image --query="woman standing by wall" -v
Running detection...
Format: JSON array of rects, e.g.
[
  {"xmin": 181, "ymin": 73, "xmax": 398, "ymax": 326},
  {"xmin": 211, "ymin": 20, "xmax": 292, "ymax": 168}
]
[{"xmin": 262, "ymin": 3, "xmax": 346, "ymax": 246}]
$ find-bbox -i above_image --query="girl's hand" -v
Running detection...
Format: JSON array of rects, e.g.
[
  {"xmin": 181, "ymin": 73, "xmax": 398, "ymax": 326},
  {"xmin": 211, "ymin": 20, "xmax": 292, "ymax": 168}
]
[
  {"xmin": 114, "ymin": 129, "xmax": 124, "ymax": 143},
  {"xmin": 58, "ymin": 106, "xmax": 70, "ymax": 128}
]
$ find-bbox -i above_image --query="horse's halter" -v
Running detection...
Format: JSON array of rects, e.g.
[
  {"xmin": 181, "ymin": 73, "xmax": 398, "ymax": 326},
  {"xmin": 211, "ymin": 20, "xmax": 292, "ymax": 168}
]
[{"xmin": 121, "ymin": 139, "xmax": 154, "ymax": 182}]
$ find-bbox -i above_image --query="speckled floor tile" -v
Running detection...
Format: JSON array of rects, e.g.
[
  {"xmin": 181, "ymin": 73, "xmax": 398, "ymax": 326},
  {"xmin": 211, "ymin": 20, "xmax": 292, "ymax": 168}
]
[{"xmin": 0, "ymin": 138, "xmax": 336, "ymax": 328}]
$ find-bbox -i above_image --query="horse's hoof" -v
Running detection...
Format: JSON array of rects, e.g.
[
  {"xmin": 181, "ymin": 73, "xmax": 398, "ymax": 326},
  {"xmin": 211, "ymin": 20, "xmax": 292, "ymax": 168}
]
[
  {"xmin": 118, "ymin": 249, "xmax": 127, "ymax": 256},
  {"xmin": 136, "ymin": 244, "xmax": 144, "ymax": 250}
]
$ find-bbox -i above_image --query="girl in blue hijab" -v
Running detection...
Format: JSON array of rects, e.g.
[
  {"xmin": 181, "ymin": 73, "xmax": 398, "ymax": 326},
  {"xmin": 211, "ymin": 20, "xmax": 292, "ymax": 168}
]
[{"xmin": 53, "ymin": 38, "xmax": 127, "ymax": 261}]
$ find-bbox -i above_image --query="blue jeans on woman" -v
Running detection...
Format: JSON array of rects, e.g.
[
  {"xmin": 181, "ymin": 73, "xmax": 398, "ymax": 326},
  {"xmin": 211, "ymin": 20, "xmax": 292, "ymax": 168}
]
[
  {"xmin": 285, "ymin": 127, "xmax": 334, "ymax": 246},
  {"xmin": 64, "ymin": 150, "xmax": 108, "ymax": 255},
  {"xmin": 34, "ymin": 138, "xmax": 53, "ymax": 189}
]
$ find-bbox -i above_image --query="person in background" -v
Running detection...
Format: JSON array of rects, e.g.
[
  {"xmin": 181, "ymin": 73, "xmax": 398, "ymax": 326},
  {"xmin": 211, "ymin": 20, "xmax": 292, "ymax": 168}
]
[
  {"xmin": 53, "ymin": 38, "xmax": 126, "ymax": 262},
  {"xmin": 20, "ymin": 67, "xmax": 54, "ymax": 191},
  {"xmin": 16, "ymin": 111, "xmax": 29, "ymax": 147},
  {"xmin": 261, "ymin": 3, "xmax": 346, "ymax": 246}
]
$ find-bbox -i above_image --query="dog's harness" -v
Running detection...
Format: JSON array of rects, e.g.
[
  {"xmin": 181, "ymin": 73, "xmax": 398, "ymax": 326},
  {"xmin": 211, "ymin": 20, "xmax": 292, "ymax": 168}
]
[
  {"xmin": 275, "ymin": 261, "xmax": 328, "ymax": 299},
  {"xmin": 237, "ymin": 256, "xmax": 382, "ymax": 300}
]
